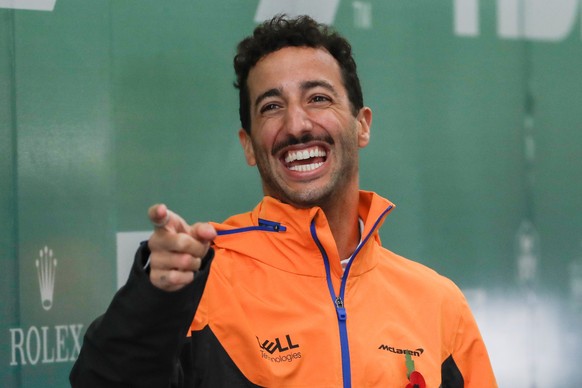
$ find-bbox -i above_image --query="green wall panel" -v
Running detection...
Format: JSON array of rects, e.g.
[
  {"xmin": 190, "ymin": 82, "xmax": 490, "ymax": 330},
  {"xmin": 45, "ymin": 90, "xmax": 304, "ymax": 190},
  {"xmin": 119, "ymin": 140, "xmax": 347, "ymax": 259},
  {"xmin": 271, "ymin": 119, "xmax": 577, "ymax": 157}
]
[
  {"xmin": 1, "ymin": 8, "xmax": 20, "ymax": 388},
  {"xmin": 2, "ymin": 0, "xmax": 581, "ymax": 386}
]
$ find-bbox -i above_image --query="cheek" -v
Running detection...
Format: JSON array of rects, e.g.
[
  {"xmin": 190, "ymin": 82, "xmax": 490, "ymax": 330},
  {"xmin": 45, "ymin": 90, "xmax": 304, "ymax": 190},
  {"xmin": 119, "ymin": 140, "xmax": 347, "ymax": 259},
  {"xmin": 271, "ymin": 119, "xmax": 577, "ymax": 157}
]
[
  {"xmin": 250, "ymin": 134, "xmax": 273, "ymax": 162},
  {"xmin": 311, "ymin": 111, "xmax": 351, "ymax": 133},
  {"xmin": 258, "ymin": 127, "xmax": 283, "ymax": 154}
]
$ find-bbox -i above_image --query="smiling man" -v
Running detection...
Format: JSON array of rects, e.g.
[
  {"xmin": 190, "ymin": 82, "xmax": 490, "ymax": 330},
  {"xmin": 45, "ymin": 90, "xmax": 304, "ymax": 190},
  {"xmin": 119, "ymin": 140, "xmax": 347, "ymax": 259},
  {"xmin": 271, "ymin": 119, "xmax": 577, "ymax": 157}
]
[
  {"xmin": 238, "ymin": 44, "xmax": 371, "ymax": 261},
  {"xmin": 71, "ymin": 15, "xmax": 497, "ymax": 388}
]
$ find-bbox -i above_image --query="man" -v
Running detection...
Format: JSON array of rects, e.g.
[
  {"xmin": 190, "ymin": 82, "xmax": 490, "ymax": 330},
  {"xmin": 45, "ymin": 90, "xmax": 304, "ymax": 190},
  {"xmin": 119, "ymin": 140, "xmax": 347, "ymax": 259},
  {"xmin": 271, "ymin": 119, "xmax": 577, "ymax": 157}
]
[{"xmin": 70, "ymin": 15, "xmax": 497, "ymax": 387}]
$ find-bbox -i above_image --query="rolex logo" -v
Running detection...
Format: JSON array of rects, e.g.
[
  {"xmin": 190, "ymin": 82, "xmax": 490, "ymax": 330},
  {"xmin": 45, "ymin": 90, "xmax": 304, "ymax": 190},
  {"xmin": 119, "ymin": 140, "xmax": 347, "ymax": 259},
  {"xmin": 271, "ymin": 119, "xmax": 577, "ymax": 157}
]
[
  {"xmin": 8, "ymin": 246, "xmax": 84, "ymax": 366},
  {"xmin": 36, "ymin": 246, "xmax": 57, "ymax": 311}
]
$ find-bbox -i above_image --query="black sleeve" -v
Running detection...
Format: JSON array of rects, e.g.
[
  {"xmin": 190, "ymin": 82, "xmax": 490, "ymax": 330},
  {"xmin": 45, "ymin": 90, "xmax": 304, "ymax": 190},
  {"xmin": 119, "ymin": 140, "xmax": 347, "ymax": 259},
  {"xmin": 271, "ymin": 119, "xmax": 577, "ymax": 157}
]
[
  {"xmin": 440, "ymin": 354, "xmax": 464, "ymax": 388},
  {"xmin": 69, "ymin": 242, "xmax": 214, "ymax": 388}
]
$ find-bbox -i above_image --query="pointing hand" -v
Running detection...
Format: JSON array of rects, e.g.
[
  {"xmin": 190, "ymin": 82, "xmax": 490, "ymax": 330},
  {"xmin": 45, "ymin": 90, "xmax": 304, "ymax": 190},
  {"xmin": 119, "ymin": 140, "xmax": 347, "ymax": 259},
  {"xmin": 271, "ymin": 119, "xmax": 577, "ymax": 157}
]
[{"xmin": 147, "ymin": 204, "xmax": 216, "ymax": 292}]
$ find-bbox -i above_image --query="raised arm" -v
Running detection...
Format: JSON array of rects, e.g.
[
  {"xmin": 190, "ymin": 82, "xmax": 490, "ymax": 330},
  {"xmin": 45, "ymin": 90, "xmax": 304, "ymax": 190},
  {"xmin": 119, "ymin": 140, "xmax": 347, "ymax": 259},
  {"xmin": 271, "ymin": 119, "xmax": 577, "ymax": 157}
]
[{"xmin": 70, "ymin": 205, "xmax": 216, "ymax": 388}]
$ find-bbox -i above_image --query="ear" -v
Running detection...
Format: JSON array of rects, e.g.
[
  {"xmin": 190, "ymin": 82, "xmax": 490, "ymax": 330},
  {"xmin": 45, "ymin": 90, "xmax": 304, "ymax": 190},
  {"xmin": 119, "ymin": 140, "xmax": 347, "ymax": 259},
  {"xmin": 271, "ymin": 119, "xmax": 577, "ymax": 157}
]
[
  {"xmin": 238, "ymin": 128, "xmax": 256, "ymax": 166},
  {"xmin": 356, "ymin": 107, "xmax": 372, "ymax": 148}
]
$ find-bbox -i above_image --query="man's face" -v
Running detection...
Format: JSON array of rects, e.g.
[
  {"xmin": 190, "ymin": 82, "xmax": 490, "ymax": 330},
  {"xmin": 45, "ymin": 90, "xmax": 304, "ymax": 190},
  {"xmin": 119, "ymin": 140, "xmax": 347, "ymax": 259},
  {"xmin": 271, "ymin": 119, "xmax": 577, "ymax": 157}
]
[{"xmin": 239, "ymin": 46, "xmax": 371, "ymax": 208}]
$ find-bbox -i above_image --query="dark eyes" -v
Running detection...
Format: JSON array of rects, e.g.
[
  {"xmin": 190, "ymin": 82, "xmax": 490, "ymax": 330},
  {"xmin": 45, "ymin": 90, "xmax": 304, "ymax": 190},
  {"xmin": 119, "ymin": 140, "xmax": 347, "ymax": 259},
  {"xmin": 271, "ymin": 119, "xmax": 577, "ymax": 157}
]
[
  {"xmin": 259, "ymin": 95, "xmax": 331, "ymax": 114},
  {"xmin": 260, "ymin": 103, "xmax": 280, "ymax": 113},
  {"xmin": 311, "ymin": 95, "xmax": 330, "ymax": 103}
]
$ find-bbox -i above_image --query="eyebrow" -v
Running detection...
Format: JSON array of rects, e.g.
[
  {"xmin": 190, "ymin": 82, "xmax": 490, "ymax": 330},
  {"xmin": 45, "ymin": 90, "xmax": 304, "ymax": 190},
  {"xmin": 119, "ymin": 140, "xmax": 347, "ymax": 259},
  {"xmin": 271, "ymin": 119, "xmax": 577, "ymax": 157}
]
[
  {"xmin": 253, "ymin": 80, "xmax": 339, "ymax": 110},
  {"xmin": 301, "ymin": 80, "xmax": 337, "ymax": 96},
  {"xmin": 254, "ymin": 88, "xmax": 282, "ymax": 111}
]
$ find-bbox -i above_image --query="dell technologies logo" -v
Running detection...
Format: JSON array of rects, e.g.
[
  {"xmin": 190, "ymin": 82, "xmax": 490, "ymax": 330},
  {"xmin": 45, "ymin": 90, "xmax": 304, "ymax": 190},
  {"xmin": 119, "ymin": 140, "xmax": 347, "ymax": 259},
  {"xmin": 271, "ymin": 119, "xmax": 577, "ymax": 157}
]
[{"xmin": 257, "ymin": 334, "xmax": 302, "ymax": 363}]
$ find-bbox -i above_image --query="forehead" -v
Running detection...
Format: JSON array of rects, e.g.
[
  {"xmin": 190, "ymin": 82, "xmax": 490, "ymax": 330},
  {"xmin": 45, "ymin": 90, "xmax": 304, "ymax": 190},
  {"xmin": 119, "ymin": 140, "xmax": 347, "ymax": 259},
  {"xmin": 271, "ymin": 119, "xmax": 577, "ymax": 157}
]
[{"xmin": 247, "ymin": 46, "xmax": 343, "ymax": 97}]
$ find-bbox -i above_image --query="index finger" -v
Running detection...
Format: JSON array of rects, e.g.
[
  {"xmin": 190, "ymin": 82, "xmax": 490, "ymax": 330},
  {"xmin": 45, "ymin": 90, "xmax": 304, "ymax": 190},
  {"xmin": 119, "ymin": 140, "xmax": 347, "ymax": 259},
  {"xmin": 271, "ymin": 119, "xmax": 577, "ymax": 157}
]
[
  {"xmin": 149, "ymin": 204, "xmax": 170, "ymax": 228},
  {"xmin": 148, "ymin": 204, "xmax": 190, "ymax": 233}
]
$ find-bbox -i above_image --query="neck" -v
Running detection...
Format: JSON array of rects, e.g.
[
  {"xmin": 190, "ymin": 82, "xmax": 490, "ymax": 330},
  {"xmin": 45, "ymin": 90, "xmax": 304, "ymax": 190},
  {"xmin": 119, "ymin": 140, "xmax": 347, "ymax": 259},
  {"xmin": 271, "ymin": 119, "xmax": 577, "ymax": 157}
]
[{"xmin": 320, "ymin": 189, "xmax": 361, "ymax": 260}]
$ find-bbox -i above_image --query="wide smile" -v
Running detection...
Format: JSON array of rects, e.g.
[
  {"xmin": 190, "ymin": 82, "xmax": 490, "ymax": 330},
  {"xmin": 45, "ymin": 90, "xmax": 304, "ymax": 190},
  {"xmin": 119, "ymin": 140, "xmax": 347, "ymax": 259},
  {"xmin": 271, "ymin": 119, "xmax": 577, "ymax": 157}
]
[{"xmin": 281, "ymin": 145, "xmax": 328, "ymax": 173}]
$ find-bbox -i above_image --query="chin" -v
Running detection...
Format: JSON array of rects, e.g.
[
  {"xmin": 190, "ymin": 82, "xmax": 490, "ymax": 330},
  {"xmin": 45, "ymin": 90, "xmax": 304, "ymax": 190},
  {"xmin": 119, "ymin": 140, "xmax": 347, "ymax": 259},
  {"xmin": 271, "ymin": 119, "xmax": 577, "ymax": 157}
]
[{"xmin": 282, "ymin": 187, "xmax": 337, "ymax": 209}]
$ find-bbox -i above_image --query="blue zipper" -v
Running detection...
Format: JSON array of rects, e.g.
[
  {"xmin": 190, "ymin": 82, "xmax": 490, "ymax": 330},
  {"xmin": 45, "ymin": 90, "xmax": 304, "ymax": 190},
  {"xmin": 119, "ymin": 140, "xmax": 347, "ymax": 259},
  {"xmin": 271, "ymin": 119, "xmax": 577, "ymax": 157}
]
[
  {"xmin": 311, "ymin": 221, "xmax": 351, "ymax": 387},
  {"xmin": 216, "ymin": 218, "xmax": 287, "ymax": 236},
  {"xmin": 310, "ymin": 204, "xmax": 393, "ymax": 388}
]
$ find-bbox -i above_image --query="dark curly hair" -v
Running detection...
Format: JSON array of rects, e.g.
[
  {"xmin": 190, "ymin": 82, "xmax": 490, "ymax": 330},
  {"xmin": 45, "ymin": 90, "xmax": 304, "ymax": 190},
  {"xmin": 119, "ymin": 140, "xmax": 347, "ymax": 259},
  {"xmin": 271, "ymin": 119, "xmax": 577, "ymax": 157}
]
[{"xmin": 234, "ymin": 14, "xmax": 364, "ymax": 133}]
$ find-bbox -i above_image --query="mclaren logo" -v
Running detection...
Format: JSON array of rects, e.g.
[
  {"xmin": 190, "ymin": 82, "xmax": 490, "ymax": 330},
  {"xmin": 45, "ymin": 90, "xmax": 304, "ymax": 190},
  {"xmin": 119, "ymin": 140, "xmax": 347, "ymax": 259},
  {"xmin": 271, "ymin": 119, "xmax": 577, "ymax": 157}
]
[
  {"xmin": 36, "ymin": 246, "xmax": 57, "ymax": 311},
  {"xmin": 378, "ymin": 344, "xmax": 424, "ymax": 358}
]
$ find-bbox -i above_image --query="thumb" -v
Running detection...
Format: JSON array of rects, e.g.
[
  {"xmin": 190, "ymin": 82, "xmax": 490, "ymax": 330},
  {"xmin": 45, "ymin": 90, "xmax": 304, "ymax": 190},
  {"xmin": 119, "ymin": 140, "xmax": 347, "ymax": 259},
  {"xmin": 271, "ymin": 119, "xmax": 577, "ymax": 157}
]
[{"xmin": 190, "ymin": 222, "xmax": 217, "ymax": 244}]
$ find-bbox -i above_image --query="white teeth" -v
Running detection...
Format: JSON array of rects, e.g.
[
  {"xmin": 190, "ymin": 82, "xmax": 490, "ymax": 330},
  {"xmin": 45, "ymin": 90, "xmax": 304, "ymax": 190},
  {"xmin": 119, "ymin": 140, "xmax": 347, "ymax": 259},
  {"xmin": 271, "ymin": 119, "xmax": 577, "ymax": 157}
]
[
  {"xmin": 289, "ymin": 162, "xmax": 324, "ymax": 172},
  {"xmin": 284, "ymin": 147, "xmax": 326, "ymax": 163}
]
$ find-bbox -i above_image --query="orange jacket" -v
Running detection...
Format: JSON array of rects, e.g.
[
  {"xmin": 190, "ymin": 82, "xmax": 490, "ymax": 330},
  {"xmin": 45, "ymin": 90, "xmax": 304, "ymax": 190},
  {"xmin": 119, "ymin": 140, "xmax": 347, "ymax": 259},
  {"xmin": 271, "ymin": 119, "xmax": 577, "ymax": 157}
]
[{"xmin": 189, "ymin": 191, "xmax": 497, "ymax": 387}]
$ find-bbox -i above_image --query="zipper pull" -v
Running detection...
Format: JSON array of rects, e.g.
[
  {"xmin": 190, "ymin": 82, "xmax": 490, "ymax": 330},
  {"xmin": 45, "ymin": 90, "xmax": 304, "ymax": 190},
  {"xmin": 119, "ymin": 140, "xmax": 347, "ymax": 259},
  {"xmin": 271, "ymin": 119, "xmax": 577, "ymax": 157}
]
[
  {"xmin": 335, "ymin": 297, "xmax": 347, "ymax": 321},
  {"xmin": 258, "ymin": 219, "xmax": 287, "ymax": 232}
]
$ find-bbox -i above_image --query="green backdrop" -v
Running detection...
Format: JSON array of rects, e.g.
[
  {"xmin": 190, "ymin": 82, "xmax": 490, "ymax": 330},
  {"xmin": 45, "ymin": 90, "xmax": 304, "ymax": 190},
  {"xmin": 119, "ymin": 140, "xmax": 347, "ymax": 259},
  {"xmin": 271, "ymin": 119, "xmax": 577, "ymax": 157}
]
[{"xmin": 2, "ymin": 1, "xmax": 581, "ymax": 386}]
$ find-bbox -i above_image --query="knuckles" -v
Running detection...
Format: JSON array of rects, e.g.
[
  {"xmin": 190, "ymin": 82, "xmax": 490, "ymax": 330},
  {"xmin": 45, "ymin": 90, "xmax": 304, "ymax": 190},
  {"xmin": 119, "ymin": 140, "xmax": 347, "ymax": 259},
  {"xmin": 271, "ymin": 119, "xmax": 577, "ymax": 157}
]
[
  {"xmin": 150, "ymin": 229, "xmax": 209, "ymax": 257},
  {"xmin": 164, "ymin": 270, "xmax": 194, "ymax": 287},
  {"xmin": 175, "ymin": 253, "xmax": 201, "ymax": 271},
  {"xmin": 152, "ymin": 270, "xmax": 194, "ymax": 291}
]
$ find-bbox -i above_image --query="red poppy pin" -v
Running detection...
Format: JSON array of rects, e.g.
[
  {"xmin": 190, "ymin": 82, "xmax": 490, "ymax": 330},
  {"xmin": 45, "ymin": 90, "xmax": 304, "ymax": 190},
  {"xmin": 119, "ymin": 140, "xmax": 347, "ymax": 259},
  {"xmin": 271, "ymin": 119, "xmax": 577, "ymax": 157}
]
[
  {"xmin": 406, "ymin": 371, "xmax": 426, "ymax": 388},
  {"xmin": 405, "ymin": 353, "xmax": 426, "ymax": 388}
]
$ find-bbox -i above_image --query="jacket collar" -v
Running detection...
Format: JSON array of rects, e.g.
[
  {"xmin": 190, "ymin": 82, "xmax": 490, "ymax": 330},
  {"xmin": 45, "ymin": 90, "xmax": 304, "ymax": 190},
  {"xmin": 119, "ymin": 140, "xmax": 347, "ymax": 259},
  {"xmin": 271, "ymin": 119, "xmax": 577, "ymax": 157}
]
[{"xmin": 211, "ymin": 191, "xmax": 395, "ymax": 277}]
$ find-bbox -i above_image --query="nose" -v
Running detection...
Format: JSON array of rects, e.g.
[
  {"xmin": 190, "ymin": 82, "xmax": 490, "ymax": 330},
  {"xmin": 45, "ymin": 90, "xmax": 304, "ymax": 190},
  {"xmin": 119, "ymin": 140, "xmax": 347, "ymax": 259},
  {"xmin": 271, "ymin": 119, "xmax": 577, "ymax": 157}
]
[{"xmin": 284, "ymin": 103, "xmax": 313, "ymax": 137}]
